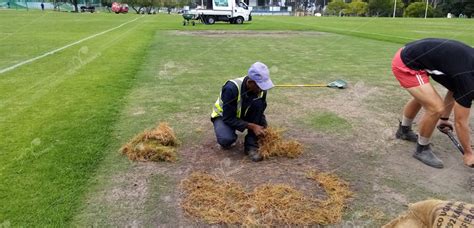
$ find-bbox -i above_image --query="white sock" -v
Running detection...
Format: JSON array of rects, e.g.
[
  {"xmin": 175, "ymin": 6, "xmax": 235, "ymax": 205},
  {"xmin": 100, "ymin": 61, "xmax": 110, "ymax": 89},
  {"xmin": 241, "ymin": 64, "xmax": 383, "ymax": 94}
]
[
  {"xmin": 418, "ymin": 136, "xmax": 430, "ymax": 146},
  {"xmin": 401, "ymin": 116, "xmax": 414, "ymax": 127}
]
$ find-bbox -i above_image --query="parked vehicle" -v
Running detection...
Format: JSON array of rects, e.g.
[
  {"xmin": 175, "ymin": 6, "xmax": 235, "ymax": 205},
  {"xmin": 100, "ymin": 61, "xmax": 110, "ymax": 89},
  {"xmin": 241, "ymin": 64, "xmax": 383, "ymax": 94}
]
[
  {"xmin": 139, "ymin": 7, "xmax": 157, "ymax": 14},
  {"xmin": 111, "ymin": 2, "xmax": 128, "ymax": 14},
  {"xmin": 188, "ymin": 0, "xmax": 252, "ymax": 24},
  {"xmin": 80, "ymin": 5, "xmax": 95, "ymax": 13}
]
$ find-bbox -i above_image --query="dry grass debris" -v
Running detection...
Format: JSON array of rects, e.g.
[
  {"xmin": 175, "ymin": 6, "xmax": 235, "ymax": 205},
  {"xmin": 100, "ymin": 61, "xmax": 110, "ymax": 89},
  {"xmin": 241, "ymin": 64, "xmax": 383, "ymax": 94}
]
[
  {"xmin": 181, "ymin": 170, "xmax": 352, "ymax": 225},
  {"xmin": 307, "ymin": 171, "xmax": 353, "ymax": 224},
  {"xmin": 121, "ymin": 123, "xmax": 178, "ymax": 162},
  {"xmin": 258, "ymin": 127, "xmax": 303, "ymax": 159},
  {"xmin": 180, "ymin": 172, "xmax": 248, "ymax": 224}
]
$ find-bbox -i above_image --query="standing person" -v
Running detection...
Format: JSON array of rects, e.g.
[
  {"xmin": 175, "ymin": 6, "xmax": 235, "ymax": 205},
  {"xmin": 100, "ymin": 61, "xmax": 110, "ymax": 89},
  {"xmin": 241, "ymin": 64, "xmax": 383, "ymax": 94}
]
[
  {"xmin": 41, "ymin": 2, "xmax": 44, "ymax": 11},
  {"xmin": 393, "ymin": 38, "xmax": 474, "ymax": 168},
  {"xmin": 211, "ymin": 62, "xmax": 274, "ymax": 162}
]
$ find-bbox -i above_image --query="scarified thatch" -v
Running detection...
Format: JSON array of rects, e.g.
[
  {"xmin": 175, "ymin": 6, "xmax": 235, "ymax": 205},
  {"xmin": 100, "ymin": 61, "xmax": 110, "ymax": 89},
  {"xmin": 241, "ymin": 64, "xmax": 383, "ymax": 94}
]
[
  {"xmin": 180, "ymin": 170, "xmax": 352, "ymax": 225},
  {"xmin": 121, "ymin": 123, "xmax": 178, "ymax": 162},
  {"xmin": 307, "ymin": 171, "xmax": 353, "ymax": 224},
  {"xmin": 258, "ymin": 127, "xmax": 303, "ymax": 159},
  {"xmin": 180, "ymin": 172, "xmax": 249, "ymax": 224}
]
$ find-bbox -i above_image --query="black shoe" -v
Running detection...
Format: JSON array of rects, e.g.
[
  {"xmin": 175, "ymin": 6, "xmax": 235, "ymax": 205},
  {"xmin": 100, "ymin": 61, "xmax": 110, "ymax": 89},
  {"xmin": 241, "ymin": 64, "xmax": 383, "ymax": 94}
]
[
  {"xmin": 396, "ymin": 122, "xmax": 418, "ymax": 142},
  {"xmin": 247, "ymin": 149, "xmax": 263, "ymax": 162},
  {"xmin": 217, "ymin": 142, "xmax": 237, "ymax": 150},
  {"xmin": 413, "ymin": 143, "xmax": 444, "ymax": 169}
]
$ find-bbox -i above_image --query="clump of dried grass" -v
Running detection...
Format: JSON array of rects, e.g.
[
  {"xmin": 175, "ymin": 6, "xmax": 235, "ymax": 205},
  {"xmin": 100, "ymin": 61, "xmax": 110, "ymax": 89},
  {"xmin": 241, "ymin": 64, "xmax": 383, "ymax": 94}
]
[
  {"xmin": 307, "ymin": 171, "xmax": 353, "ymax": 224},
  {"xmin": 258, "ymin": 127, "xmax": 303, "ymax": 159},
  {"xmin": 180, "ymin": 170, "xmax": 352, "ymax": 225},
  {"xmin": 247, "ymin": 183, "xmax": 320, "ymax": 225},
  {"xmin": 121, "ymin": 123, "xmax": 178, "ymax": 162},
  {"xmin": 180, "ymin": 172, "xmax": 250, "ymax": 224}
]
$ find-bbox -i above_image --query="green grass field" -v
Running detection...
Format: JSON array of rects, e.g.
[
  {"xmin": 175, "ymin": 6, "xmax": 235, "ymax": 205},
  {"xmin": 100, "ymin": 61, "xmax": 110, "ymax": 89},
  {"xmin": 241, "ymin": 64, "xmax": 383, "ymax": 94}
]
[{"xmin": 0, "ymin": 10, "xmax": 473, "ymax": 226}]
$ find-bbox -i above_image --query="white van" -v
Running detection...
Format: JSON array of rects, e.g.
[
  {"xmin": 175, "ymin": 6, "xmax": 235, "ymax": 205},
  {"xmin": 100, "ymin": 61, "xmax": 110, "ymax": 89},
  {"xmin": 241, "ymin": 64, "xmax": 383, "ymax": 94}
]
[{"xmin": 189, "ymin": 0, "xmax": 252, "ymax": 24}]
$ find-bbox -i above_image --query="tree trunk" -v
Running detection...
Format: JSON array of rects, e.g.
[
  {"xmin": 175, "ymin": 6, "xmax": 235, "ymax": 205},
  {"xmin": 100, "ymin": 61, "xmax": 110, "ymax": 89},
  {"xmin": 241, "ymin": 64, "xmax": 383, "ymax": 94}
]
[
  {"xmin": 131, "ymin": 5, "xmax": 141, "ymax": 13},
  {"xmin": 70, "ymin": 0, "xmax": 79, "ymax": 12}
]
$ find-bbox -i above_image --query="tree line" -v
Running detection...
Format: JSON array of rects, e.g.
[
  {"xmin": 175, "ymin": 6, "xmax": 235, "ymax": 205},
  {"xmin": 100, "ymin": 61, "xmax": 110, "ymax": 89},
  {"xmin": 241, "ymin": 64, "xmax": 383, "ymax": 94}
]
[
  {"xmin": 324, "ymin": 0, "xmax": 473, "ymax": 17},
  {"xmin": 49, "ymin": 0, "xmax": 473, "ymax": 17},
  {"xmin": 51, "ymin": 0, "xmax": 192, "ymax": 13},
  {"xmin": 102, "ymin": 0, "xmax": 192, "ymax": 13}
]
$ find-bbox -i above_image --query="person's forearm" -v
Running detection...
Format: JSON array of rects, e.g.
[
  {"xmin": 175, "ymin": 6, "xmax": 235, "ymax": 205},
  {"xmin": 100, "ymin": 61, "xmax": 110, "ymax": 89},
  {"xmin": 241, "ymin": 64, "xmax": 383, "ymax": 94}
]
[
  {"xmin": 441, "ymin": 91, "xmax": 455, "ymax": 118},
  {"xmin": 247, "ymin": 123, "xmax": 256, "ymax": 131},
  {"xmin": 247, "ymin": 122, "xmax": 265, "ymax": 136},
  {"xmin": 455, "ymin": 119, "xmax": 472, "ymax": 155},
  {"xmin": 453, "ymin": 102, "xmax": 472, "ymax": 156},
  {"xmin": 222, "ymin": 115, "xmax": 248, "ymax": 132}
]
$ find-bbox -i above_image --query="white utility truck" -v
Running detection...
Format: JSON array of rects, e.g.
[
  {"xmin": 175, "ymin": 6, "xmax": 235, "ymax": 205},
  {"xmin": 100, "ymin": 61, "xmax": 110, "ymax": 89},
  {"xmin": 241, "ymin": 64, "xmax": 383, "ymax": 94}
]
[{"xmin": 188, "ymin": 0, "xmax": 252, "ymax": 24}]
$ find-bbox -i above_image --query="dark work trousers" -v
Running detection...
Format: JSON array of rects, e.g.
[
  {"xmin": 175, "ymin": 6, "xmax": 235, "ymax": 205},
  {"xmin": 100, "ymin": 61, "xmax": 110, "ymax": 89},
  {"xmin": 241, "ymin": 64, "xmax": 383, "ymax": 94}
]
[{"xmin": 212, "ymin": 98, "xmax": 266, "ymax": 152}]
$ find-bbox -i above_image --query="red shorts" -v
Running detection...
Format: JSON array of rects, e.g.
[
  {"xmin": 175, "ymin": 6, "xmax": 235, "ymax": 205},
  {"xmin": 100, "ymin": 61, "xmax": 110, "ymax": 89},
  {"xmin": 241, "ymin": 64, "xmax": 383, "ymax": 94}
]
[{"xmin": 392, "ymin": 48, "xmax": 429, "ymax": 88}]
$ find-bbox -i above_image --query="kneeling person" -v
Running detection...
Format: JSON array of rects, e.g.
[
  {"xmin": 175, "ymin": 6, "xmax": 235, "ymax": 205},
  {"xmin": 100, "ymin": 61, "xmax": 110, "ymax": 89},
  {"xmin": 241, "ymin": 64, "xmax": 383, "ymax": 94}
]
[{"xmin": 211, "ymin": 62, "xmax": 274, "ymax": 162}]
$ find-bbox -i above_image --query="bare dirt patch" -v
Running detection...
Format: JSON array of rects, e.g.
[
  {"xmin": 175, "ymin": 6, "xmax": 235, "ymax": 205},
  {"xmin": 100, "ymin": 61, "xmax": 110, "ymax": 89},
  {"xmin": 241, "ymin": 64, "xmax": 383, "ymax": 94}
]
[
  {"xmin": 173, "ymin": 30, "xmax": 326, "ymax": 38},
  {"xmin": 75, "ymin": 81, "xmax": 473, "ymax": 227},
  {"xmin": 74, "ymin": 126, "xmax": 350, "ymax": 226},
  {"xmin": 268, "ymin": 81, "xmax": 473, "ymax": 224}
]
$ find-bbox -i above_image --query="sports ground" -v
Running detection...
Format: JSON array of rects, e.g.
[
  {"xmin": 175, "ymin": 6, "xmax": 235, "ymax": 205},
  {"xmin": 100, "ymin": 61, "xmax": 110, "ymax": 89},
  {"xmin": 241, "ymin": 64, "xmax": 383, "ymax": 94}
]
[{"xmin": 0, "ymin": 10, "xmax": 473, "ymax": 226}]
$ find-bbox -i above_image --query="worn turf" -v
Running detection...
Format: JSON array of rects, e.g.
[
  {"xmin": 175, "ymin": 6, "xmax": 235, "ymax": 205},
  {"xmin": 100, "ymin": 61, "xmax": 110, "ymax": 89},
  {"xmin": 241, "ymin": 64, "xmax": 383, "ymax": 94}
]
[{"xmin": 1, "ymin": 10, "xmax": 473, "ymax": 226}]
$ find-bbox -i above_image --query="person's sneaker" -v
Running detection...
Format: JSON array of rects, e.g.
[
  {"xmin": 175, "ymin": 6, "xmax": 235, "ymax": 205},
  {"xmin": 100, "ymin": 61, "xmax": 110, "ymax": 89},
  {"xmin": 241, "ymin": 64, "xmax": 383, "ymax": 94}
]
[
  {"xmin": 247, "ymin": 149, "xmax": 263, "ymax": 162},
  {"xmin": 413, "ymin": 143, "xmax": 444, "ymax": 169},
  {"xmin": 396, "ymin": 122, "xmax": 418, "ymax": 142}
]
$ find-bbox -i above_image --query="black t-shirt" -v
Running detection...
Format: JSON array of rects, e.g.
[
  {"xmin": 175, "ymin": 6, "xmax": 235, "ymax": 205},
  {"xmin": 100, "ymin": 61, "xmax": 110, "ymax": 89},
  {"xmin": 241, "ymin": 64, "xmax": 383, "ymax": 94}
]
[{"xmin": 401, "ymin": 38, "xmax": 474, "ymax": 108}]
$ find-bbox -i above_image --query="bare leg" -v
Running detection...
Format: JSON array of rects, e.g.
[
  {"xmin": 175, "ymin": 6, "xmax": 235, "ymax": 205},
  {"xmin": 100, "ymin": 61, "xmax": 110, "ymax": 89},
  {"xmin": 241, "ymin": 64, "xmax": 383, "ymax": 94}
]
[
  {"xmin": 403, "ymin": 98, "xmax": 422, "ymax": 120},
  {"xmin": 396, "ymin": 98, "xmax": 421, "ymax": 142},
  {"xmin": 406, "ymin": 84, "xmax": 444, "ymax": 139},
  {"xmin": 406, "ymin": 83, "xmax": 445, "ymax": 168}
]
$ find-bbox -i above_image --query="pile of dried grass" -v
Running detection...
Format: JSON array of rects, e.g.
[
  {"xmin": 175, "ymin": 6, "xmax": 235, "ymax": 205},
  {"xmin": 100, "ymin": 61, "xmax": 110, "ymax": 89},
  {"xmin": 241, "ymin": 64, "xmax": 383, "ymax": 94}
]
[
  {"xmin": 180, "ymin": 172, "xmax": 249, "ymax": 224},
  {"xmin": 307, "ymin": 171, "xmax": 353, "ymax": 224},
  {"xmin": 121, "ymin": 123, "xmax": 178, "ymax": 162},
  {"xmin": 181, "ymin": 170, "xmax": 352, "ymax": 225},
  {"xmin": 258, "ymin": 127, "xmax": 303, "ymax": 159}
]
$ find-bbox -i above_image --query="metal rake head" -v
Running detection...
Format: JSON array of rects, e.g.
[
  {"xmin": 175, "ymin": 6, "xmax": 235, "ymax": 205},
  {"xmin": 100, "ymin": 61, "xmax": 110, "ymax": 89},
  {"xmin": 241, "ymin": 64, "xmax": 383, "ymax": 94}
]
[{"xmin": 327, "ymin": 79, "xmax": 348, "ymax": 89}]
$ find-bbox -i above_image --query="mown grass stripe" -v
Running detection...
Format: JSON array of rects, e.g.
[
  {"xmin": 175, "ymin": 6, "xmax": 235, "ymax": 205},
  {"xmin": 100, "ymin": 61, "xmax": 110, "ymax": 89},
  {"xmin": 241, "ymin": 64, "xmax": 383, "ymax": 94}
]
[
  {"xmin": 0, "ymin": 16, "xmax": 143, "ymax": 74},
  {"xmin": 0, "ymin": 16, "xmax": 156, "ymax": 226}
]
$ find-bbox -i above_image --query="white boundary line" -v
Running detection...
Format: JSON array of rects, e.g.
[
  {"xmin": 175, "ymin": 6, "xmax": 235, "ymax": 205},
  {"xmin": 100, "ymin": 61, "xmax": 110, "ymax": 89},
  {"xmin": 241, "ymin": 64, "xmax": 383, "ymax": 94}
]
[{"xmin": 0, "ymin": 16, "xmax": 142, "ymax": 75}]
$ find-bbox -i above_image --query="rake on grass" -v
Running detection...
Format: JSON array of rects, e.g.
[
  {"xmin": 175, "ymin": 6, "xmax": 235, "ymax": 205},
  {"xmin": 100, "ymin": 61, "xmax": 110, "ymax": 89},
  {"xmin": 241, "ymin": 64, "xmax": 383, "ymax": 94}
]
[{"xmin": 275, "ymin": 79, "xmax": 348, "ymax": 89}]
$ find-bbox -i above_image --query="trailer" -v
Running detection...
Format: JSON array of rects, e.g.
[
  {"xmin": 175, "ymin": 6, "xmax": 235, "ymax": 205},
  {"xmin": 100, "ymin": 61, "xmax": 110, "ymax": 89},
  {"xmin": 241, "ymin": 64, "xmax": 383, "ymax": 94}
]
[{"xmin": 188, "ymin": 0, "xmax": 252, "ymax": 24}]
